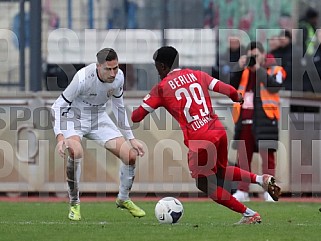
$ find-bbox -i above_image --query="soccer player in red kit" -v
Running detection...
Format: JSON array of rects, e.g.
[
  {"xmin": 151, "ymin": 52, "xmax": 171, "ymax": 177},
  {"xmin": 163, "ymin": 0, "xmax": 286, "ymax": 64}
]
[{"xmin": 132, "ymin": 46, "xmax": 281, "ymax": 224}]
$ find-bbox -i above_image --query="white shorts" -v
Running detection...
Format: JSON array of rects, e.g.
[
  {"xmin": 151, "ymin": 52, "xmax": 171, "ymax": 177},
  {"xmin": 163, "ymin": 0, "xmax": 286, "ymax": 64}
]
[{"xmin": 60, "ymin": 112, "xmax": 122, "ymax": 146}]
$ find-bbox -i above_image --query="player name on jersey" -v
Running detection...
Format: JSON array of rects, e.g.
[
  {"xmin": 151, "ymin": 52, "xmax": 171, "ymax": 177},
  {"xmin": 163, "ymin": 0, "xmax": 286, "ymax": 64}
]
[
  {"xmin": 191, "ymin": 116, "xmax": 213, "ymax": 131},
  {"xmin": 168, "ymin": 73, "xmax": 198, "ymax": 90}
]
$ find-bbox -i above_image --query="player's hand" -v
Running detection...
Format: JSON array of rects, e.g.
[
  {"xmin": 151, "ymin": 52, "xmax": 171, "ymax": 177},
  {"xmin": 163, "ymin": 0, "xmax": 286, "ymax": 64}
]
[
  {"xmin": 237, "ymin": 92, "xmax": 244, "ymax": 105},
  {"xmin": 129, "ymin": 139, "xmax": 145, "ymax": 157},
  {"xmin": 56, "ymin": 134, "xmax": 71, "ymax": 159},
  {"xmin": 57, "ymin": 139, "xmax": 67, "ymax": 158}
]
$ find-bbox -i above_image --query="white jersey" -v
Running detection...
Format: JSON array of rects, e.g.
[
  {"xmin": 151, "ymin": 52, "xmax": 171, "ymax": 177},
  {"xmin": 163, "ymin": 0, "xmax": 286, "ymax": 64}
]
[{"xmin": 51, "ymin": 63, "xmax": 134, "ymax": 141}]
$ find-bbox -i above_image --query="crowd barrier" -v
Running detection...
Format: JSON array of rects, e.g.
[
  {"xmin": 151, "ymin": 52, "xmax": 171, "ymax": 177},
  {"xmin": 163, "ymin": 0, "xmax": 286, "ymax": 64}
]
[{"xmin": 0, "ymin": 91, "xmax": 320, "ymax": 195}]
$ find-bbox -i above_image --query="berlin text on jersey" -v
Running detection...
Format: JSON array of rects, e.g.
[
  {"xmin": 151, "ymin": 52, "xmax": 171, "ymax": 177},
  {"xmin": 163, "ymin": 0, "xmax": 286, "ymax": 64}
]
[{"xmin": 168, "ymin": 73, "xmax": 198, "ymax": 90}]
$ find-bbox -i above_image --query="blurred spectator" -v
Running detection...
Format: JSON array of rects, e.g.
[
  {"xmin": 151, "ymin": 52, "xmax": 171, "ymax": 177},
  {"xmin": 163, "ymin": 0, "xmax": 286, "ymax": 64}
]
[
  {"xmin": 277, "ymin": 30, "xmax": 292, "ymax": 90},
  {"xmin": 107, "ymin": 1, "xmax": 125, "ymax": 29},
  {"xmin": 306, "ymin": 30, "xmax": 321, "ymax": 93},
  {"xmin": 278, "ymin": 13, "xmax": 294, "ymax": 30},
  {"xmin": 272, "ymin": 30, "xmax": 300, "ymax": 91},
  {"xmin": 298, "ymin": 8, "xmax": 319, "ymax": 56},
  {"xmin": 12, "ymin": 12, "xmax": 29, "ymax": 49},
  {"xmin": 214, "ymin": 36, "xmax": 246, "ymax": 83},
  {"xmin": 268, "ymin": 35, "xmax": 281, "ymax": 58},
  {"xmin": 203, "ymin": 0, "xmax": 214, "ymax": 28},
  {"xmin": 314, "ymin": 30, "xmax": 321, "ymax": 74},
  {"xmin": 107, "ymin": 0, "xmax": 143, "ymax": 29},
  {"xmin": 126, "ymin": 0, "xmax": 144, "ymax": 29},
  {"xmin": 43, "ymin": 0, "xmax": 60, "ymax": 29},
  {"xmin": 297, "ymin": 8, "xmax": 320, "ymax": 92}
]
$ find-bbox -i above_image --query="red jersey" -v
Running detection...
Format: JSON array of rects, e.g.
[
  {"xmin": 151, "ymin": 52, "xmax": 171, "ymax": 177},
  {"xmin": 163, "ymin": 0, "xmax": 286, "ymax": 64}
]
[{"xmin": 132, "ymin": 68, "xmax": 239, "ymax": 147}]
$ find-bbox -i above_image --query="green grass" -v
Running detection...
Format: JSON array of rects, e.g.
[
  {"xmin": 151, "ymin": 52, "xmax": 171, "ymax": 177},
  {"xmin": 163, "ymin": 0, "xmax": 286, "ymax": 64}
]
[{"xmin": 0, "ymin": 201, "xmax": 320, "ymax": 241}]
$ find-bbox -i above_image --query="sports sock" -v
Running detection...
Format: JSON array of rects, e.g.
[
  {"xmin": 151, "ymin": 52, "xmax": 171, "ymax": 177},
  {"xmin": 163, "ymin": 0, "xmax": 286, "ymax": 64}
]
[
  {"xmin": 243, "ymin": 208, "xmax": 256, "ymax": 217},
  {"xmin": 209, "ymin": 186, "xmax": 247, "ymax": 214},
  {"xmin": 66, "ymin": 157, "xmax": 81, "ymax": 205},
  {"xmin": 223, "ymin": 166, "xmax": 257, "ymax": 183},
  {"xmin": 118, "ymin": 163, "xmax": 135, "ymax": 201},
  {"xmin": 255, "ymin": 175, "xmax": 263, "ymax": 186}
]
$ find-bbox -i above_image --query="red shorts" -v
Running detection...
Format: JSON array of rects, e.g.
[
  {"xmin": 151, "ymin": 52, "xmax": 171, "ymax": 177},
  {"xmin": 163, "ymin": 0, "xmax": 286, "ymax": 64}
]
[{"xmin": 187, "ymin": 121, "xmax": 228, "ymax": 178}]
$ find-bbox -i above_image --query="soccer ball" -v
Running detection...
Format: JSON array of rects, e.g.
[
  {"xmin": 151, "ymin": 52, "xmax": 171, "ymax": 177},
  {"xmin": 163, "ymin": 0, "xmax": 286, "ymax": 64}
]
[{"xmin": 155, "ymin": 197, "xmax": 184, "ymax": 224}]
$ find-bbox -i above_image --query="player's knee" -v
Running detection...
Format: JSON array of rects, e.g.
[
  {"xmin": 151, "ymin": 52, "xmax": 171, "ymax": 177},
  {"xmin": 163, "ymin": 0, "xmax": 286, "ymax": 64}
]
[
  {"xmin": 72, "ymin": 150, "xmax": 83, "ymax": 159},
  {"xmin": 66, "ymin": 139, "xmax": 83, "ymax": 159},
  {"xmin": 67, "ymin": 146, "xmax": 83, "ymax": 159},
  {"xmin": 128, "ymin": 149, "xmax": 137, "ymax": 165}
]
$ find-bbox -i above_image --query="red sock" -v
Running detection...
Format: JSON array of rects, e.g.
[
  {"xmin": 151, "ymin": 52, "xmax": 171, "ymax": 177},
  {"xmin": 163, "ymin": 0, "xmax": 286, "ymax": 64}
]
[
  {"xmin": 222, "ymin": 166, "xmax": 257, "ymax": 183},
  {"xmin": 209, "ymin": 186, "xmax": 246, "ymax": 214}
]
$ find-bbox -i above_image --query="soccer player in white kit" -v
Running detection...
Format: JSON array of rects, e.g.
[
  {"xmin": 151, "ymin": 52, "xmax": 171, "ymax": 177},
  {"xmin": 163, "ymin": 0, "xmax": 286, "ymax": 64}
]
[{"xmin": 51, "ymin": 48, "xmax": 145, "ymax": 220}]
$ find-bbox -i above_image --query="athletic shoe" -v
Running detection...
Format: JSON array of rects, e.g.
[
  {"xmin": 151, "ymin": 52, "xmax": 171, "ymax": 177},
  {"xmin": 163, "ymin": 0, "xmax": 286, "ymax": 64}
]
[
  {"xmin": 235, "ymin": 212, "xmax": 262, "ymax": 224},
  {"xmin": 264, "ymin": 191, "xmax": 275, "ymax": 202},
  {"xmin": 68, "ymin": 204, "xmax": 81, "ymax": 221},
  {"xmin": 116, "ymin": 198, "xmax": 146, "ymax": 218},
  {"xmin": 262, "ymin": 174, "xmax": 281, "ymax": 201},
  {"xmin": 232, "ymin": 190, "xmax": 250, "ymax": 202}
]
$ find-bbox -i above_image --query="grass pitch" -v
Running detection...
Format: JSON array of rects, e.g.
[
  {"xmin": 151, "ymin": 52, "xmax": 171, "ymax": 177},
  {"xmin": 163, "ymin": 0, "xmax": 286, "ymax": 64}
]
[{"xmin": 0, "ymin": 201, "xmax": 320, "ymax": 241}]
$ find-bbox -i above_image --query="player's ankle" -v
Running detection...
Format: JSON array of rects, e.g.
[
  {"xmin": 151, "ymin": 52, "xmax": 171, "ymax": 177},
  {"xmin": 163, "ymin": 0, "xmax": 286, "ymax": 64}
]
[{"xmin": 255, "ymin": 175, "xmax": 263, "ymax": 186}]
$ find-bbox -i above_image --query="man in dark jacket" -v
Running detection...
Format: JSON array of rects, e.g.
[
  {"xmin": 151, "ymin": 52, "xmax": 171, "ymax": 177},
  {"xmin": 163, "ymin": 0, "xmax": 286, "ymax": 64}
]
[
  {"xmin": 273, "ymin": 30, "xmax": 301, "ymax": 91},
  {"xmin": 230, "ymin": 42, "xmax": 285, "ymax": 202},
  {"xmin": 217, "ymin": 36, "xmax": 246, "ymax": 83}
]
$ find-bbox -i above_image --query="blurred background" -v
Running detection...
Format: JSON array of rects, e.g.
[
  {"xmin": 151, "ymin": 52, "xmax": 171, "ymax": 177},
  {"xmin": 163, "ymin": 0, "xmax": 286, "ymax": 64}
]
[{"xmin": 0, "ymin": 0, "xmax": 320, "ymax": 91}]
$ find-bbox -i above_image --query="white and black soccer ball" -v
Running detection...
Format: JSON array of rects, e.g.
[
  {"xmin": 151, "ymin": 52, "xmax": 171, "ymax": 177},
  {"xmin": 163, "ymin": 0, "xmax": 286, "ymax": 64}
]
[{"xmin": 155, "ymin": 197, "xmax": 184, "ymax": 224}]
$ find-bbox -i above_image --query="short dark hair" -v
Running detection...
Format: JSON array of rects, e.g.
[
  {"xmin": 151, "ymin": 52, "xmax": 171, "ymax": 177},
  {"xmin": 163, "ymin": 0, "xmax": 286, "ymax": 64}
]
[
  {"xmin": 306, "ymin": 8, "xmax": 318, "ymax": 20},
  {"xmin": 96, "ymin": 48, "xmax": 118, "ymax": 64},
  {"xmin": 246, "ymin": 41, "xmax": 265, "ymax": 53},
  {"xmin": 153, "ymin": 46, "xmax": 179, "ymax": 69}
]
